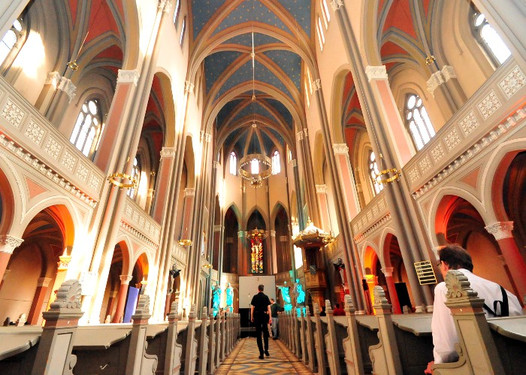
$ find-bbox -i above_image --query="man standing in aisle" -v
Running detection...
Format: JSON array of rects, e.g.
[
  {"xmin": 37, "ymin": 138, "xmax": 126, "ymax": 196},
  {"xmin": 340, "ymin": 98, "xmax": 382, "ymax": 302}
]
[
  {"xmin": 251, "ymin": 284, "xmax": 272, "ymax": 359},
  {"xmin": 270, "ymin": 298, "xmax": 283, "ymax": 339}
]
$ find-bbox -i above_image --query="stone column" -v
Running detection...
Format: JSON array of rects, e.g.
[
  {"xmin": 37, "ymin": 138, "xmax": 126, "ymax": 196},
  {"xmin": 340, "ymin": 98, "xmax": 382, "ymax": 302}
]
[
  {"xmin": 180, "ymin": 188, "xmax": 195, "ymax": 242},
  {"xmin": 47, "ymin": 250, "xmax": 72, "ymax": 308},
  {"xmin": 383, "ymin": 267, "xmax": 402, "ymax": 314},
  {"xmin": 315, "ymin": 184, "xmax": 331, "ymax": 231},
  {"xmin": 270, "ymin": 230, "xmax": 277, "ymax": 274},
  {"xmin": 0, "ymin": 235, "xmax": 23, "ymax": 284},
  {"xmin": 152, "ymin": 147, "xmax": 176, "ymax": 222},
  {"xmin": 485, "ymin": 221, "xmax": 526, "ymax": 299},
  {"xmin": 112, "ymin": 275, "xmax": 132, "ymax": 323},
  {"xmin": 31, "ymin": 280, "xmax": 84, "ymax": 375},
  {"xmin": 27, "ymin": 277, "xmax": 52, "ymax": 325},
  {"xmin": 331, "ymin": 144, "xmax": 361, "ymax": 218}
]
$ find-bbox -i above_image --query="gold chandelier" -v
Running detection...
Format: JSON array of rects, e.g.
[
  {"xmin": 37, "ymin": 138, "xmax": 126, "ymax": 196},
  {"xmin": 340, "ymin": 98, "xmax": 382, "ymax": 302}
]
[{"xmin": 238, "ymin": 152, "xmax": 272, "ymax": 187}]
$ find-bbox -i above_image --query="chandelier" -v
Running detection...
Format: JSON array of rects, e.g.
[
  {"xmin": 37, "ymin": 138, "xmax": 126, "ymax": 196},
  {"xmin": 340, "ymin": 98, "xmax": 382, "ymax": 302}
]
[{"xmin": 238, "ymin": 32, "xmax": 271, "ymax": 187}]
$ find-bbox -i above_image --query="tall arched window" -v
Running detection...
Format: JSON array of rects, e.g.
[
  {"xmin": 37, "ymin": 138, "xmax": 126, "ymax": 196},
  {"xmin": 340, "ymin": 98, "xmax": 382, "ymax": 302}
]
[
  {"xmin": 316, "ymin": 16, "xmax": 325, "ymax": 50},
  {"xmin": 70, "ymin": 99, "xmax": 104, "ymax": 158},
  {"xmin": 0, "ymin": 18, "xmax": 25, "ymax": 68},
  {"xmin": 229, "ymin": 152, "xmax": 237, "ymax": 175},
  {"xmin": 320, "ymin": 0, "xmax": 330, "ymax": 28},
  {"xmin": 179, "ymin": 16, "xmax": 186, "ymax": 46},
  {"xmin": 471, "ymin": 6, "xmax": 511, "ymax": 65},
  {"xmin": 127, "ymin": 156, "xmax": 141, "ymax": 199},
  {"xmin": 272, "ymin": 150, "xmax": 281, "ymax": 175},
  {"xmin": 404, "ymin": 94, "xmax": 435, "ymax": 151},
  {"xmin": 368, "ymin": 150, "xmax": 383, "ymax": 195}
]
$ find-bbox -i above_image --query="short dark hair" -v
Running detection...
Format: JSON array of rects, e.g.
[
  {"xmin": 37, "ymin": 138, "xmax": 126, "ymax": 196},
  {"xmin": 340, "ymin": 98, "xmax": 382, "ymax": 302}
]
[
  {"xmin": 258, "ymin": 284, "xmax": 264, "ymax": 291},
  {"xmin": 438, "ymin": 244, "xmax": 473, "ymax": 271}
]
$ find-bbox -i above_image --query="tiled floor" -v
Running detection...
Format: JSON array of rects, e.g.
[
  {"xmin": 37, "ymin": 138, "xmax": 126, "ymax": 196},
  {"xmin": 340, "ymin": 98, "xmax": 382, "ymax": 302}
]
[{"xmin": 215, "ymin": 337, "xmax": 313, "ymax": 374}]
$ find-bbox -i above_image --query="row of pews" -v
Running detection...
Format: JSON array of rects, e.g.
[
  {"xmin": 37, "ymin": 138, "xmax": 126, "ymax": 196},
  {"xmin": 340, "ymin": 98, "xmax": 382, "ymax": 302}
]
[
  {"xmin": 0, "ymin": 280, "xmax": 240, "ymax": 375},
  {"xmin": 279, "ymin": 270, "xmax": 526, "ymax": 375}
]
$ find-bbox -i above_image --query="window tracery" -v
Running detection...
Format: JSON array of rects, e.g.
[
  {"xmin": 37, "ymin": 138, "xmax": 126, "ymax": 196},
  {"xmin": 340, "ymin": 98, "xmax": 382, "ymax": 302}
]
[
  {"xmin": 471, "ymin": 6, "xmax": 511, "ymax": 66},
  {"xmin": 368, "ymin": 150, "xmax": 383, "ymax": 195},
  {"xmin": 404, "ymin": 94, "xmax": 435, "ymax": 151},
  {"xmin": 0, "ymin": 18, "xmax": 25, "ymax": 69},
  {"xmin": 70, "ymin": 99, "xmax": 104, "ymax": 158}
]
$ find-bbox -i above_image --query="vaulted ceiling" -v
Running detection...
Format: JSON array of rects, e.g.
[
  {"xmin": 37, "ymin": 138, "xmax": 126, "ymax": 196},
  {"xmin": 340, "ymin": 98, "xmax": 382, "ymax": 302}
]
[{"xmin": 189, "ymin": 0, "xmax": 313, "ymax": 160}]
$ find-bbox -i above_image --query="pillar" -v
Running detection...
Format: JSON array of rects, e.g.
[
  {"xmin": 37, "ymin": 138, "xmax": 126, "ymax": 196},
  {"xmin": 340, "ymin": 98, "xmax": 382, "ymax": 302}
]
[
  {"xmin": 0, "ymin": 235, "xmax": 23, "ymax": 284},
  {"xmin": 179, "ymin": 188, "xmax": 195, "ymax": 242},
  {"xmin": 112, "ymin": 275, "xmax": 132, "ymax": 323},
  {"xmin": 331, "ymin": 144, "xmax": 361, "ymax": 218},
  {"xmin": 152, "ymin": 147, "xmax": 176, "ymax": 222},
  {"xmin": 41, "ymin": 74, "xmax": 77, "ymax": 123},
  {"xmin": 27, "ymin": 277, "xmax": 52, "ymax": 325},
  {"xmin": 315, "ymin": 184, "xmax": 331, "ymax": 231},
  {"xmin": 383, "ymin": 267, "xmax": 402, "ymax": 314},
  {"xmin": 485, "ymin": 221, "xmax": 526, "ymax": 300},
  {"xmin": 270, "ymin": 230, "xmax": 277, "ymax": 274}
]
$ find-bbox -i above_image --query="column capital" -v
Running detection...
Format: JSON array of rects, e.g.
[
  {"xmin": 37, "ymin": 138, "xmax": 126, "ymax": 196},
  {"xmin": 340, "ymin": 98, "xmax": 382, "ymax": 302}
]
[
  {"xmin": 330, "ymin": 0, "xmax": 344, "ymax": 11},
  {"xmin": 485, "ymin": 221, "xmax": 514, "ymax": 240},
  {"xmin": 312, "ymin": 79, "xmax": 322, "ymax": 91},
  {"xmin": 332, "ymin": 143, "xmax": 349, "ymax": 154},
  {"xmin": 237, "ymin": 231, "xmax": 245, "ymax": 239},
  {"xmin": 117, "ymin": 69, "xmax": 140, "ymax": 86},
  {"xmin": 119, "ymin": 275, "xmax": 133, "ymax": 284},
  {"xmin": 213, "ymin": 225, "xmax": 223, "ymax": 232},
  {"xmin": 315, "ymin": 184, "xmax": 328, "ymax": 194},
  {"xmin": 57, "ymin": 77, "xmax": 77, "ymax": 102},
  {"xmin": 185, "ymin": 80, "xmax": 194, "ymax": 93},
  {"xmin": 383, "ymin": 267, "xmax": 394, "ymax": 277},
  {"xmin": 184, "ymin": 188, "xmax": 195, "ymax": 197},
  {"xmin": 45, "ymin": 71, "xmax": 61, "ymax": 86},
  {"xmin": 296, "ymin": 130, "xmax": 304, "ymax": 141},
  {"xmin": 270, "ymin": 230, "xmax": 276, "ymax": 237},
  {"xmin": 160, "ymin": 147, "xmax": 176, "ymax": 158},
  {"xmin": 365, "ymin": 65, "xmax": 388, "ymax": 82},
  {"xmin": 0, "ymin": 235, "xmax": 23, "ymax": 254},
  {"xmin": 290, "ymin": 159, "xmax": 297, "ymax": 167}
]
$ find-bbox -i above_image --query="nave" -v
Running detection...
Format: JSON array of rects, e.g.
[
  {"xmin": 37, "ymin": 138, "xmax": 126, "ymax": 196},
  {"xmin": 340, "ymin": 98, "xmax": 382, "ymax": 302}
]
[{"xmin": 216, "ymin": 337, "xmax": 313, "ymax": 375}]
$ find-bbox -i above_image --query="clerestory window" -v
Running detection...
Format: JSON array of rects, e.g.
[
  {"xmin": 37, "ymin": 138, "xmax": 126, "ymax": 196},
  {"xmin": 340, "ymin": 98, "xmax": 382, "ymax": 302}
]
[
  {"xmin": 404, "ymin": 94, "xmax": 435, "ymax": 151},
  {"xmin": 70, "ymin": 99, "xmax": 104, "ymax": 158},
  {"xmin": 471, "ymin": 6, "xmax": 511, "ymax": 66}
]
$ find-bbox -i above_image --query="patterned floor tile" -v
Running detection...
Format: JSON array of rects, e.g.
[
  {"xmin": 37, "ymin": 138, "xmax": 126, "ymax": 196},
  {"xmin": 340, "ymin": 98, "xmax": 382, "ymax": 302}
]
[{"xmin": 215, "ymin": 337, "xmax": 313, "ymax": 374}]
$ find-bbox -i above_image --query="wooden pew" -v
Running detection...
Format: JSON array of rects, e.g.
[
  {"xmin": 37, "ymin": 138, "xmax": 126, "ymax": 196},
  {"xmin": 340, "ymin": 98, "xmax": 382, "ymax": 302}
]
[{"xmin": 488, "ymin": 315, "xmax": 526, "ymax": 375}]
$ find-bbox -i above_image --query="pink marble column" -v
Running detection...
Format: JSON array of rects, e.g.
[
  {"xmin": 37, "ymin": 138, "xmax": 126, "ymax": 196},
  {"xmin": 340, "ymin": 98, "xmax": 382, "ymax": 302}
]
[
  {"xmin": 179, "ymin": 188, "xmax": 195, "ymax": 242},
  {"xmin": 485, "ymin": 221, "xmax": 526, "ymax": 301},
  {"xmin": 28, "ymin": 277, "xmax": 52, "ymax": 325},
  {"xmin": 0, "ymin": 235, "xmax": 23, "ymax": 285},
  {"xmin": 316, "ymin": 184, "xmax": 331, "ymax": 231},
  {"xmin": 383, "ymin": 267, "xmax": 402, "ymax": 314},
  {"xmin": 152, "ymin": 147, "xmax": 176, "ymax": 222},
  {"xmin": 364, "ymin": 66, "xmax": 414, "ymax": 165},
  {"xmin": 112, "ymin": 275, "xmax": 132, "ymax": 323},
  {"xmin": 332, "ymin": 144, "xmax": 361, "ymax": 218}
]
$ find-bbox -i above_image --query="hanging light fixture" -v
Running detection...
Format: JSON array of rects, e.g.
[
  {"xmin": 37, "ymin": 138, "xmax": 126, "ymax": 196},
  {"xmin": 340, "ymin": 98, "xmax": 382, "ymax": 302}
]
[{"xmin": 238, "ymin": 31, "xmax": 272, "ymax": 187}]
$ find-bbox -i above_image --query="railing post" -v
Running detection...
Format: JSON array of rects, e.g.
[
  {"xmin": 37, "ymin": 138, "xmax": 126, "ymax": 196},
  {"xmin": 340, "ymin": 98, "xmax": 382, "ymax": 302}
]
[
  {"xmin": 184, "ymin": 305, "xmax": 198, "ymax": 375},
  {"xmin": 207, "ymin": 309, "xmax": 216, "ymax": 374},
  {"xmin": 324, "ymin": 300, "xmax": 341, "ymax": 374},
  {"xmin": 432, "ymin": 270, "xmax": 506, "ymax": 375},
  {"xmin": 369, "ymin": 285, "xmax": 402, "ymax": 375},
  {"xmin": 313, "ymin": 303, "xmax": 326, "ymax": 375},
  {"xmin": 198, "ymin": 307, "xmax": 209, "ymax": 374},
  {"xmin": 165, "ymin": 299, "xmax": 183, "ymax": 374},
  {"xmin": 342, "ymin": 295, "xmax": 364, "ymax": 375},
  {"xmin": 125, "ymin": 294, "xmax": 158, "ymax": 375},
  {"xmin": 305, "ymin": 306, "xmax": 316, "ymax": 372},
  {"xmin": 215, "ymin": 309, "xmax": 221, "ymax": 365},
  {"xmin": 299, "ymin": 308, "xmax": 307, "ymax": 364},
  {"xmin": 31, "ymin": 280, "xmax": 83, "ymax": 375}
]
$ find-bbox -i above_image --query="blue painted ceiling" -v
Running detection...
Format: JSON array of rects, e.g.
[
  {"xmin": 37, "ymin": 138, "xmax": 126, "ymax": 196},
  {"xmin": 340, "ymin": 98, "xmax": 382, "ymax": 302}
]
[{"xmin": 191, "ymin": 0, "xmax": 312, "ymax": 159}]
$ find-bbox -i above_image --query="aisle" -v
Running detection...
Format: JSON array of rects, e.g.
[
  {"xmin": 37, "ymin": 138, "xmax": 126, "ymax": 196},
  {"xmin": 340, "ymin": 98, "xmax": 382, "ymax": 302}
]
[{"xmin": 215, "ymin": 337, "xmax": 313, "ymax": 374}]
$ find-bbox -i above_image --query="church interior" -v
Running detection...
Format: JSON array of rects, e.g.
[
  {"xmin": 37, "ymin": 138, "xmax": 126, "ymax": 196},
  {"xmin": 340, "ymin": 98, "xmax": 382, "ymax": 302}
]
[{"xmin": 0, "ymin": 0, "xmax": 525, "ymax": 374}]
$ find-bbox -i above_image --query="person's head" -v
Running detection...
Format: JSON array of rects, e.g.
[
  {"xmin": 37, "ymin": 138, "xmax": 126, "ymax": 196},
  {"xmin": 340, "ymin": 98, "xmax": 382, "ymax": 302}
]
[
  {"xmin": 258, "ymin": 284, "xmax": 264, "ymax": 292},
  {"xmin": 270, "ymin": 298, "xmax": 275, "ymax": 303},
  {"xmin": 437, "ymin": 244, "xmax": 473, "ymax": 277}
]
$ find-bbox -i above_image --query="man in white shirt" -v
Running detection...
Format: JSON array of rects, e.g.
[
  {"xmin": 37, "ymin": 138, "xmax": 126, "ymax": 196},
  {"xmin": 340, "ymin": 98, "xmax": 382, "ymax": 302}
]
[{"xmin": 425, "ymin": 244, "xmax": 522, "ymax": 374}]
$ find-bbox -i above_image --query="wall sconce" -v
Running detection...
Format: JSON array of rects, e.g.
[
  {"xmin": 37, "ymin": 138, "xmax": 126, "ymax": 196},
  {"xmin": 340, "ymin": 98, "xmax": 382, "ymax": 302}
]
[
  {"xmin": 178, "ymin": 239, "xmax": 192, "ymax": 247},
  {"xmin": 107, "ymin": 172, "xmax": 138, "ymax": 189}
]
